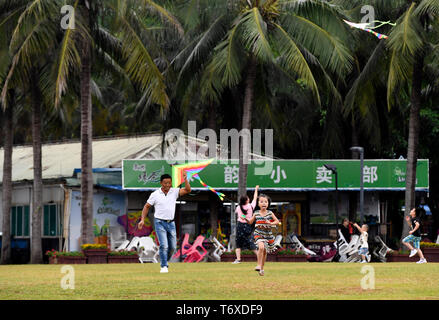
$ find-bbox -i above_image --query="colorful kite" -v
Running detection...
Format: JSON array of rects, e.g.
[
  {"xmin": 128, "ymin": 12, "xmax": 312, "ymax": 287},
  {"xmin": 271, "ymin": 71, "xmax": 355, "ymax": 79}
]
[
  {"xmin": 172, "ymin": 159, "xmax": 226, "ymax": 201},
  {"xmin": 344, "ymin": 20, "xmax": 395, "ymax": 40}
]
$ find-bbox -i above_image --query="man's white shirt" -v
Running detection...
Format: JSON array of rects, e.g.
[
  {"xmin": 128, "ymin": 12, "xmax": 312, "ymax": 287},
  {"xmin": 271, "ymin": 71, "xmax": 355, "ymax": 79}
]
[{"xmin": 147, "ymin": 187, "xmax": 180, "ymax": 220}]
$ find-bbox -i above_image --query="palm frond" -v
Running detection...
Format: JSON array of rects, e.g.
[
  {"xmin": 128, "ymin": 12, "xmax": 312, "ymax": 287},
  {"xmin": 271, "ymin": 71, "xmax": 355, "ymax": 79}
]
[
  {"xmin": 9, "ymin": 0, "xmax": 58, "ymax": 52},
  {"xmin": 53, "ymin": 0, "xmax": 84, "ymax": 109},
  {"xmin": 273, "ymin": 23, "xmax": 320, "ymax": 105},
  {"xmin": 208, "ymin": 18, "xmax": 246, "ymax": 88},
  {"xmin": 1, "ymin": 19, "xmax": 56, "ymax": 106},
  {"xmin": 344, "ymin": 40, "xmax": 386, "ymax": 117},
  {"xmin": 386, "ymin": 2, "xmax": 426, "ymax": 109},
  {"xmin": 140, "ymin": 0, "xmax": 184, "ymax": 36},
  {"xmin": 415, "ymin": 0, "xmax": 439, "ymax": 17},
  {"xmin": 239, "ymin": 7, "xmax": 274, "ymax": 63},
  {"xmin": 280, "ymin": 13, "xmax": 354, "ymax": 77},
  {"xmin": 177, "ymin": 14, "xmax": 228, "ymax": 79},
  {"xmin": 117, "ymin": 4, "xmax": 170, "ymax": 109}
]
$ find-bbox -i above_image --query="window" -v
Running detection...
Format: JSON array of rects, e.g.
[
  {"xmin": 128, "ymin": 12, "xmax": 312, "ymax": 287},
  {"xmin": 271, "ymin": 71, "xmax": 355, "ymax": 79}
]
[
  {"xmin": 11, "ymin": 206, "xmax": 30, "ymax": 237},
  {"xmin": 43, "ymin": 204, "xmax": 62, "ymax": 237}
]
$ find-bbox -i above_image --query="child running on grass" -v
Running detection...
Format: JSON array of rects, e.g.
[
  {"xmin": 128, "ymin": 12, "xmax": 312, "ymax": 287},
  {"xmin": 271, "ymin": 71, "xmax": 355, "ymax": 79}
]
[
  {"xmin": 353, "ymin": 222, "xmax": 369, "ymax": 263},
  {"xmin": 244, "ymin": 194, "xmax": 280, "ymax": 276},
  {"xmin": 402, "ymin": 208, "xmax": 427, "ymax": 264}
]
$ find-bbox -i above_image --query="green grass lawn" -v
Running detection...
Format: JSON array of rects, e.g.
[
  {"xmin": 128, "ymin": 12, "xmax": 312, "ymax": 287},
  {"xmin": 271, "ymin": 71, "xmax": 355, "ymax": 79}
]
[{"xmin": 0, "ymin": 262, "xmax": 438, "ymax": 300}]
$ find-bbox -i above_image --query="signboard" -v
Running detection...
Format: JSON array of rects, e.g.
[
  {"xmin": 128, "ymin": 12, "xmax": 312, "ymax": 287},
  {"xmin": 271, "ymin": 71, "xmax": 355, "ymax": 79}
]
[
  {"xmin": 69, "ymin": 191, "xmax": 126, "ymax": 252},
  {"xmin": 122, "ymin": 159, "xmax": 429, "ymax": 191}
]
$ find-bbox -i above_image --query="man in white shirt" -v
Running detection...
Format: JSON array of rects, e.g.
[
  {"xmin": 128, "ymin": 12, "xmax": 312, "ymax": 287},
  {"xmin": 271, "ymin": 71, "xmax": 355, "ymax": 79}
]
[{"xmin": 138, "ymin": 172, "xmax": 191, "ymax": 273}]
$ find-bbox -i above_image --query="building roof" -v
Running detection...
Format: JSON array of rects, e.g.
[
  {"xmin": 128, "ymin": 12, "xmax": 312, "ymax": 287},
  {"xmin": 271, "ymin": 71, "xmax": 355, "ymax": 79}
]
[{"xmin": 0, "ymin": 133, "xmax": 273, "ymax": 183}]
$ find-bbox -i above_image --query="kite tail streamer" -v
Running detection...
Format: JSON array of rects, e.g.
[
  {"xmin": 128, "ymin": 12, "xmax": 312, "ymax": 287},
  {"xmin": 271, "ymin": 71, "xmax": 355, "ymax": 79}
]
[
  {"xmin": 365, "ymin": 28, "xmax": 388, "ymax": 39},
  {"xmin": 194, "ymin": 174, "xmax": 226, "ymax": 201}
]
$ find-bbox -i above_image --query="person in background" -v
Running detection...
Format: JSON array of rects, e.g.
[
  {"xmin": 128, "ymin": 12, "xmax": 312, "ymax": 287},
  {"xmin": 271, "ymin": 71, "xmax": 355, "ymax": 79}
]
[
  {"xmin": 353, "ymin": 223, "xmax": 369, "ymax": 263},
  {"xmin": 402, "ymin": 208, "xmax": 427, "ymax": 264},
  {"xmin": 232, "ymin": 186, "xmax": 259, "ymax": 264},
  {"xmin": 340, "ymin": 218, "xmax": 352, "ymax": 243}
]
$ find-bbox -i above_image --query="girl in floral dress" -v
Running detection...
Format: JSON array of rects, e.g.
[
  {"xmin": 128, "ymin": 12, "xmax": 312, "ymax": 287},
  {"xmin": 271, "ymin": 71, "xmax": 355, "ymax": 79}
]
[{"xmin": 244, "ymin": 194, "xmax": 280, "ymax": 276}]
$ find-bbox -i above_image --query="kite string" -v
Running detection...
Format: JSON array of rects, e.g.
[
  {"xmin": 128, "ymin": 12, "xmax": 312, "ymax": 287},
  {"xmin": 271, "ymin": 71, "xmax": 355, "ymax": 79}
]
[
  {"xmin": 193, "ymin": 174, "xmax": 226, "ymax": 201},
  {"xmin": 368, "ymin": 20, "xmax": 396, "ymax": 29}
]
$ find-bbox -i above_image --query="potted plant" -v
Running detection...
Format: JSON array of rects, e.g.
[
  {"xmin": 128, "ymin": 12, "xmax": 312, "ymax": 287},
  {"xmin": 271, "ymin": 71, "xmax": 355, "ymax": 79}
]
[
  {"xmin": 46, "ymin": 251, "xmax": 86, "ymax": 264},
  {"xmin": 276, "ymin": 248, "xmax": 308, "ymax": 262},
  {"xmin": 108, "ymin": 250, "xmax": 139, "ymax": 263},
  {"xmin": 420, "ymin": 242, "xmax": 439, "ymax": 262},
  {"xmin": 46, "ymin": 249, "xmax": 59, "ymax": 264},
  {"xmin": 57, "ymin": 251, "xmax": 87, "ymax": 264},
  {"xmin": 386, "ymin": 249, "xmax": 412, "ymax": 262},
  {"xmin": 81, "ymin": 244, "xmax": 108, "ymax": 264}
]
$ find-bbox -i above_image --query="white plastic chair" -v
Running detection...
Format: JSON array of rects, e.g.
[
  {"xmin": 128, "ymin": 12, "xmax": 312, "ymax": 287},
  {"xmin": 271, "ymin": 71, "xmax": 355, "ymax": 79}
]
[
  {"xmin": 289, "ymin": 235, "xmax": 317, "ymax": 256},
  {"xmin": 343, "ymin": 236, "xmax": 371, "ymax": 263},
  {"xmin": 335, "ymin": 230, "xmax": 350, "ymax": 262},
  {"xmin": 373, "ymin": 236, "xmax": 394, "ymax": 262},
  {"xmin": 125, "ymin": 236, "xmax": 141, "ymax": 251},
  {"xmin": 209, "ymin": 236, "xmax": 226, "ymax": 262},
  {"xmin": 335, "ymin": 230, "xmax": 350, "ymax": 255},
  {"xmin": 343, "ymin": 234, "xmax": 360, "ymax": 256},
  {"xmin": 115, "ymin": 239, "xmax": 130, "ymax": 251},
  {"xmin": 274, "ymin": 235, "xmax": 282, "ymax": 248},
  {"xmin": 109, "ymin": 226, "xmax": 127, "ymax": 251},
  {"xmin": 137, "ymin": 236, "xmax": 159, "ymax": 263}
]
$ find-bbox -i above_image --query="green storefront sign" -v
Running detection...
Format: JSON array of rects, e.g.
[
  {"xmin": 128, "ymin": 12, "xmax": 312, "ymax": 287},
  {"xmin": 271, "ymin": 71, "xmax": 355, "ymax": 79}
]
[{"xmin": 122, "ymin": 159, "xmax": 429, "ymax": 191}]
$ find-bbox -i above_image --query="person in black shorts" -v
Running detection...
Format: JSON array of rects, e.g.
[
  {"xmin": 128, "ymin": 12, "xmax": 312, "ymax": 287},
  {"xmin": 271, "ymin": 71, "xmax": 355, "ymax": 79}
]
[{"xmin": 232, "ymin": 186, "xmax": 259, "ymax": 263}]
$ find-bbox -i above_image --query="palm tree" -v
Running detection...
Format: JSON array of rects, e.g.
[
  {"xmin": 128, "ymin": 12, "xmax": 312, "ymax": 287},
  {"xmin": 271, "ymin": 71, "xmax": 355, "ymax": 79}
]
[
  {"xmin": 0, "ymin": 0, "xmax": 55, "ymax": 263},
  {"xmin": 381, "ymin": 0, "xmax": 439, "ymax": 238},
  {"xmin": 1, "ymin": 0, "xmax": 183, "ymax": 249},
  {"xmin": 0, "ymin": 93, "xmax": 14, "ymax": 264},
  {"xmin": 196, "ymin": 0, "xmax": 354, "ymax": 199}
]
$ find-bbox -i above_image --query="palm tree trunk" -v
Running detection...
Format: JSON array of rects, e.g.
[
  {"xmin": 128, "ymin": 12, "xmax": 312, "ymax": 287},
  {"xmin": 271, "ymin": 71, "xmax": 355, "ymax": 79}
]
[
  {"xmin": 31, "ymin": 77, "xmax": 43, "ymax": 264},
  {"xmin": 349, "ymin": 117, "xmax": 358, "ymax": 222},
  {"xmin": 402, "ymin": 54, "xmax": 424, "ymax": 240},
  {"xmin": 1, "ymin": 95, "xmax": 13, "ymax": 264},
  {"xmin": 208, "ymin": 102, "xmax": 218, "ymax": 236},
  {"xmin": 80, "ymin": 6, "xmax": 94, "ymax": 245},
  {"xmin": 238, "ymin": 57, "xmax": 257, "ymax": 200}
]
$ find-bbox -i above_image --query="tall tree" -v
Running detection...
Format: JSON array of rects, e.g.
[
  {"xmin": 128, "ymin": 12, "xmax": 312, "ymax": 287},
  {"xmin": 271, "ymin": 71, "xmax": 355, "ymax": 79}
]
[
  {"xmin": 1, "ymin": 0, "xmax": 60, "ymax": 262},
  {"xmin": 385, "ymin": 0, "xmax": 439, "ymax": 238},
  {"xmin": 1, "ymin": 0, "xmax": 183, "ymax": 249},
  {"xmin": 201, "ymin": 0, "xmax": 354, "ymax": 199},
  {"xmin": 50, "ymin": 0, "xmax": 182, "ymax": 245},
  {"xmin": 0, "ymin": 93, "xmax": 14, "ymax": 264}
]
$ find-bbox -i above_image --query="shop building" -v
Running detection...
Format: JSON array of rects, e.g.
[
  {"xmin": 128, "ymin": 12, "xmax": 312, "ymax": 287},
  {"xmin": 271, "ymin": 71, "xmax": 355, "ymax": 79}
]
[{"xmin": 0, "ymin": 134, "xmax": 430, "ymax": 262}]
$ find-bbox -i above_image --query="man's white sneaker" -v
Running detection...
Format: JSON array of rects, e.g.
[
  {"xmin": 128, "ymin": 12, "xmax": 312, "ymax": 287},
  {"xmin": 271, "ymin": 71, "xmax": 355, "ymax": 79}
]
[
  {"xmin": 232, "ymin": 259, "xmax": 241, "ymax": 264},
  {"xmin": 160, "ymin": 266, "xmax": 169, "ymax": 273},
  {"xmin": 409, "ymin": 249, "xmax": 417, "ymax": 258},
  {"xmin": 416, "ymin": 259, "xmax": 427, "ymax": 264}
]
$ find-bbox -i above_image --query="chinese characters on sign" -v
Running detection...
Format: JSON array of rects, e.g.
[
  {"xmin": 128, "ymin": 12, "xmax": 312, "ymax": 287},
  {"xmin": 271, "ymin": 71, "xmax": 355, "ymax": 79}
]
[
  {"xmin": 270, "ymin": 165, "xmax": 287, "ymax": 184},
  {"xmin": 315, "ymin": 165, "xmax": 379, "ymax": 184},
  {"xmin": 224, "ymin": 165, "xmax": 239, "ymax": 184},
  {"xmin": 363, "ymin": 166, "xmax": 378, "ymax": 183},
  {"xmin": 316, "ymin": 166, "xmax": 333, "ymax": 184}
]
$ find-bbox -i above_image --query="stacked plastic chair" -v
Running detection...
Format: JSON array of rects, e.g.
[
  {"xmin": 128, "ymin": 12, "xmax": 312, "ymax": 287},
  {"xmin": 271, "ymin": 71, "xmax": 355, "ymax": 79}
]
[{"xmin": 183, "ymin": 235, "xmax": 208, "ymax": 262}]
